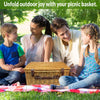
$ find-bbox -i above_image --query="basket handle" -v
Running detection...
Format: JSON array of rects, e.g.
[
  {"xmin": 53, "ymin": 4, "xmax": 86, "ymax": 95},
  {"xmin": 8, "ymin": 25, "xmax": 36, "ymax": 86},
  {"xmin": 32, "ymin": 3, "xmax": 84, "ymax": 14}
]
[
  {"xmin": 31, "ymin": 68, "xmax": 64, "ymax": 77},
  {"xmin": 34, "ymin": 75, "xmax": 59, "ymax": 79},
  {"xmin": 31, "ymin": 69, "xmax": 34, "ymax": 77}
]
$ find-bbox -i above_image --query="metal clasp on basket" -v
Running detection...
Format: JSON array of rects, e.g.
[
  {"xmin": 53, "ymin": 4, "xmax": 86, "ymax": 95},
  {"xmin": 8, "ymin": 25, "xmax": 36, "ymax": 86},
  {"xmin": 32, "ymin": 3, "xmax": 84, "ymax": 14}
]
[
  {"xmin": 61, "ymin": 68, "xmax": 64, "ymax": 75},
  {"xmin": 31, "ymin": 69, "xmax": 34, "ymax": 77}
]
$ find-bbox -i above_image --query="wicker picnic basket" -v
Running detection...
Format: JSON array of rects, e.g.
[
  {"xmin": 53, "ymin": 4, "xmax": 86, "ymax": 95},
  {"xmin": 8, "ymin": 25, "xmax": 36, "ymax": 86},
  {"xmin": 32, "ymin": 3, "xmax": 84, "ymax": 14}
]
[{"xmin": 24, "ymin": 62, "xmax": 70, "ymax": 85}]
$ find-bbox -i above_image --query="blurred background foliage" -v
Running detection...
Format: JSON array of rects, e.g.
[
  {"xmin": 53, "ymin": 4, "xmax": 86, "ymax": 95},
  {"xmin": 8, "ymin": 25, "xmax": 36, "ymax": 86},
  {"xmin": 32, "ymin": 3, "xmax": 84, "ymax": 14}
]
[
  {"xmin": 0, "ymin": 9, "xmax": 100, "ymax": 44},
  {"xmin": 0, "ymin": 9, "xmax": 100, "ymax": 26}
]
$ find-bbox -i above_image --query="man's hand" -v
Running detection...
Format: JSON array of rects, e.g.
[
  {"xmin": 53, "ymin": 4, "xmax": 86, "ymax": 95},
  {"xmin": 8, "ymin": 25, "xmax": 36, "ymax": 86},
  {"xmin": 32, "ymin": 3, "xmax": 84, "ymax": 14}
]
[
  {"xmin": 69, "ymin": 65, "xmax": 83, "ymax": 76},
  {"xmin": 69, "ymin": 67, "xmax": 77, "ymax": 76},
  {"xmin": 69, "ymin": 65, "xmax": 79, "ymax": 76}
]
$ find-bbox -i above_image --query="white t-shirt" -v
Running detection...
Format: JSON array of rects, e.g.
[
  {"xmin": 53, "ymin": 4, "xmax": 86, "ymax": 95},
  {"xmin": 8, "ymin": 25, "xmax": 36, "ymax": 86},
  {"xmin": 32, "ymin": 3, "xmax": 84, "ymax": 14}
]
[
  {"xmin": 21, "ymin": 34, "xmax": 51, "ymax": 65},
  {"xmin": 53, "ymin": 29, "xmax": 82, "ymax": 66}
]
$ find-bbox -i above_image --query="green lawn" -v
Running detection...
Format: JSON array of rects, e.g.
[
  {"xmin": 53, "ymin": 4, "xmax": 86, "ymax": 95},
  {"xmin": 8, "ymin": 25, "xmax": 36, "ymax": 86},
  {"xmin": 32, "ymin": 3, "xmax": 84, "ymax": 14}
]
[{"xmin": 0, "ymin": 91, "xmax": 100, "ymax": 100}]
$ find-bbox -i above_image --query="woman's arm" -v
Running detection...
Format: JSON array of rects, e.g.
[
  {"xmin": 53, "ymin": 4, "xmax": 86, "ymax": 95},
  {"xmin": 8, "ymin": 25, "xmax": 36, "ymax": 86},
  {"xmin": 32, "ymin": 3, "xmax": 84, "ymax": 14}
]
[{"xmin": 44, "ymin": 37, "xmax": 54, "ymax": 62}]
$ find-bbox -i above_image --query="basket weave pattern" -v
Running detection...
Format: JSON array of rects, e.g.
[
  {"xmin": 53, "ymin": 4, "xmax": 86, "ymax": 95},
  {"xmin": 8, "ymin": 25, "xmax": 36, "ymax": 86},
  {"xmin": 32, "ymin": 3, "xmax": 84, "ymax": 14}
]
[{"xmin": 24, "ymin": 62, "xmax": 70, "ymax": 85}]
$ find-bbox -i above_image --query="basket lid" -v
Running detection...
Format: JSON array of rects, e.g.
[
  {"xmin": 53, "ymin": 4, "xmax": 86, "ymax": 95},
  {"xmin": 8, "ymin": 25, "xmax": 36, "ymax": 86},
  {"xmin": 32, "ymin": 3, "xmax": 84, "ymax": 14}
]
[{"xmin": 24, "ymin": 62, "xmax": 70, "ymax": 70}]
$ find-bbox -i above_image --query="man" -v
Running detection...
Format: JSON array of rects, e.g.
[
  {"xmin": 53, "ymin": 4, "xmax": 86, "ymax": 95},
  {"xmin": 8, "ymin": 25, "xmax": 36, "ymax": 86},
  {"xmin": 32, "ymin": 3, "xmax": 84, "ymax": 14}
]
[{"xmin": 52, "ymin": 18, "xmax": 81, "ymax": 68}]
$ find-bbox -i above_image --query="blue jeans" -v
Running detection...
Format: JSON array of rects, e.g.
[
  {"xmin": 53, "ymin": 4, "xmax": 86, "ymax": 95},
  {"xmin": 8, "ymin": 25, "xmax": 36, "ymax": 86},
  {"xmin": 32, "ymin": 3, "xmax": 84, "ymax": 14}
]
[
  {"xmin": 0, "ymin": 67, "xmax": 21, "ymax": 85},
  {"xmin": 20, "ymin": 73, "xmax": 26, "ymax": 84},
  {"xmin": 59, "ymin": 73, "xmax": 100, "ymax": 89}
]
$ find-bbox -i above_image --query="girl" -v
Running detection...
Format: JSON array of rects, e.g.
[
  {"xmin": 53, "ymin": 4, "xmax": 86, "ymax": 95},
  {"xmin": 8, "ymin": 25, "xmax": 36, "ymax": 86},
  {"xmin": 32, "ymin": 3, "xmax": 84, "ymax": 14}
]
[
  {"xmin": 21, "ymin": 15, "xmax": 53, "ymax": 65},
  {"xmin": 50, "ymin": 23, "xmax": 100, "ymax": 89}
]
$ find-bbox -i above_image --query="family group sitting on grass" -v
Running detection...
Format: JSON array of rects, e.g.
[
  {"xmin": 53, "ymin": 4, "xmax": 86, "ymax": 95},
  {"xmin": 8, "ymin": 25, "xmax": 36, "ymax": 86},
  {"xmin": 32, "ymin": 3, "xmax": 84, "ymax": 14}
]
[{"xmin": 0, "ymin": 15, "xmax": 100, "ymax": 89}]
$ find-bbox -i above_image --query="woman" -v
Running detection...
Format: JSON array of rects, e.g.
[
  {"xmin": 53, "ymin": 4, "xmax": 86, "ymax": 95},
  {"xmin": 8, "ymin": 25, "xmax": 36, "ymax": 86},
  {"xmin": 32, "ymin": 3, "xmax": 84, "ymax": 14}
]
[{"xmin": 21, "ymin": 15, "xmax": 53, "ymax": 65}]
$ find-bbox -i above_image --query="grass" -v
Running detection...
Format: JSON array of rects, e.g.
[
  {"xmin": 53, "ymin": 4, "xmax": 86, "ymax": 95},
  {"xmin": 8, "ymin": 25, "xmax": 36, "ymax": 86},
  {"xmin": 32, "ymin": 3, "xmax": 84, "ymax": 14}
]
[{"xmin": 0, "ymin": 91, "xmax": 100, "ymax": 100}]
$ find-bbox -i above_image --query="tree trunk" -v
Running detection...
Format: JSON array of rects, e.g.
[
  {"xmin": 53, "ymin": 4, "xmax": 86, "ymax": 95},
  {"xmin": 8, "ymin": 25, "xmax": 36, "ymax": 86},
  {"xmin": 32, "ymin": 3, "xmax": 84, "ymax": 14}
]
[{"xmin": 0, "ymin": 11, "xmax": 4, "ymax": 25}]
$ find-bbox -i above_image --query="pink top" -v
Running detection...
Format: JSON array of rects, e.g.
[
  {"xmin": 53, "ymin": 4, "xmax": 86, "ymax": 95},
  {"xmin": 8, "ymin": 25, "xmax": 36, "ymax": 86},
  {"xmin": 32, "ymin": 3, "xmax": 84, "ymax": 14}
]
[{"xmin": 21, "ymin": 34, "xmax": 51, "ymax": 65}]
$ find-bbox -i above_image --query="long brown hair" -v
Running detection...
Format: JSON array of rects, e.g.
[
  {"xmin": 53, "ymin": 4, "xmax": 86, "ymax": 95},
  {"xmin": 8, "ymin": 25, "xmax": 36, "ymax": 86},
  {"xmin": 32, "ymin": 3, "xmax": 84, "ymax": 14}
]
[{"xmin": 81, "ymin": 23, "xmax": 100, "ymax": 65}]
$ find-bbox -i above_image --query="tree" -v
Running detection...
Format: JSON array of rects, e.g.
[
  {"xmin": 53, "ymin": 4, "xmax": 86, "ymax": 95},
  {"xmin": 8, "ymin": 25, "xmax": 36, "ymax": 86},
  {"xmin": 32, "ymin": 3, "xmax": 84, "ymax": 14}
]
[
  {"xmin": 38, "ymin": 9, "xmax": 56, "ymax": 23},
  {"xmin": 53, "ymin": 9, "xmax": 100, "ymax": 27},
  {"xmin": 0, "ymin": 9, "xmax": 28, "ymax": 25},
  {"xmin": 0, "ymin": 10, "xmax": 4, "ymax": 25}
]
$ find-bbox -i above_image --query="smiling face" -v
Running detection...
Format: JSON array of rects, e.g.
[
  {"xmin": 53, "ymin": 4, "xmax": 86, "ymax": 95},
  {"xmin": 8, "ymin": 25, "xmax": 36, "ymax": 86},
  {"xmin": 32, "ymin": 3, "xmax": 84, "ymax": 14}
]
[
  {"xmin": 81, "ymin": 30, "xmax": 90, "ymax": 45},
  {"xmin": 30, "ymin": 22, "xmax": 43, "ymax": 35},
  {"xmin": 56, "ymin": 25, "xmax": 71, "ymax": 42},
  {"xmin": 7, "ymin": 29, "xmax": 18, "ymax": 42}
]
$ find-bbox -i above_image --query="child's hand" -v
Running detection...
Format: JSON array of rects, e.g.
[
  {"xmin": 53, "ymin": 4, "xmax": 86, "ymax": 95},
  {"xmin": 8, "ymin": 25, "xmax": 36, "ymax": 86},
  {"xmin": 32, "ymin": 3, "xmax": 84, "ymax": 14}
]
[
  {"xmin": 12, "ymin": 67, "xmax": 24, "ymax": 73},
  {"xmin": 6, "ymin": 64, "xmax": 14, "ymax": 71}
]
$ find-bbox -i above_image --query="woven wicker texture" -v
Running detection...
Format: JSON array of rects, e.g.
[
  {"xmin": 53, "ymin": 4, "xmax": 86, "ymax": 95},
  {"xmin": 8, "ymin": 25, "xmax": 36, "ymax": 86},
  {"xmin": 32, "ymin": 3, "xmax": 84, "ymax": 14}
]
[{"xmin": 24, "ymin": 62, "xmax": 70, "ymax": 85}]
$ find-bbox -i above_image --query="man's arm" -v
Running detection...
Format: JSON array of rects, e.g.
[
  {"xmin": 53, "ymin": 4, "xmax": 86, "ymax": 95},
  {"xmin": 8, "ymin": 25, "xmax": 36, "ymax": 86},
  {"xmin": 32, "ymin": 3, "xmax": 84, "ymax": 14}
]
[
  {"xmin": 69, "ymin": 47, "xmax": 85, "ymax": 76},
  {"xmin": 52, "ymin": 37, "xmax": 63, "ymax": 62}
]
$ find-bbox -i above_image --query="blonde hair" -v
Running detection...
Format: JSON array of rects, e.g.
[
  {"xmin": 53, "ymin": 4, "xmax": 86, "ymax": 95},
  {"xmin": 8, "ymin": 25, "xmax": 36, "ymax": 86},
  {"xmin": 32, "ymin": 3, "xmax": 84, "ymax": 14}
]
[
  {"xmin": 1, "ymin": 23, "xmax": 17, "ymax": 38},
  {"xmin": 81, "ymin": 23, "xmax": 100, "ymax": 65}
]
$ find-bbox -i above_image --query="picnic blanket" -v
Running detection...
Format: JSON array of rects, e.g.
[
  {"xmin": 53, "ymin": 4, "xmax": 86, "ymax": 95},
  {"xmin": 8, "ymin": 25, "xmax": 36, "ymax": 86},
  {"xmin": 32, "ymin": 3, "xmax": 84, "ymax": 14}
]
[{"xmin": 0, "ymin": 85, "xmax": 100, "ymax": 94}]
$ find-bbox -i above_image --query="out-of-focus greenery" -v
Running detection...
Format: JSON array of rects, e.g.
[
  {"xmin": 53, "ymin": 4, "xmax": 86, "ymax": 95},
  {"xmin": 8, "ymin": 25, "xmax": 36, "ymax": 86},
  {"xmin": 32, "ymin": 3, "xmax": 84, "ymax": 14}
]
[
  {"xmin": 0, "ymin": 9, "xmax": 31, "ymax": 25},
  {"xmin": 0, "ymin": 9, "xmax": 100, "ymax": 27},
  {"xmin": 38, "ymin": 9, "xmax": 100, "ymax": 27}
]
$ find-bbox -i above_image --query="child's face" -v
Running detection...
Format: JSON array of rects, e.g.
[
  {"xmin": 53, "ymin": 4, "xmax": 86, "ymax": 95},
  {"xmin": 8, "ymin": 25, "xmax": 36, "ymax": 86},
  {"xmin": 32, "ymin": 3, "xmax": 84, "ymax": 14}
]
[
  {"xmin": 56, "ymin": 25, "xmax": 71, "ymax": 43},
  {"xmin": 81, "ymin": 30, "xmax": 90, "ymax": 45},
  {"xmin": 30, "ymin": 22, "xmax": 43, "ymax": 35},
  {"xmin": 7, "ymin": 29, "xmax": 18, "ymax": 42}
]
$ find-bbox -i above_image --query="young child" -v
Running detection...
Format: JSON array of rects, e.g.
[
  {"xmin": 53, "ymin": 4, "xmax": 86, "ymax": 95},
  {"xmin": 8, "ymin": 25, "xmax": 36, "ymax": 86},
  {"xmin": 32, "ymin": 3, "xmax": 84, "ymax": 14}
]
[
  {"xmin": 50, "ymin": 23, "xmax": 100, "ymax": 89},
  {"xmin": 0, "ymin": 23, "xmax": 25, "ymax": 85}
]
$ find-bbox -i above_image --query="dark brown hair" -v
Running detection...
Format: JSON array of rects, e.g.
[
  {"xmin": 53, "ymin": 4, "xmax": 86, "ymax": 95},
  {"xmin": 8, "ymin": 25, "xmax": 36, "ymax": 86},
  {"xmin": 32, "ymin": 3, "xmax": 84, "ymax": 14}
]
[
  {"xmin": 31, "ymin": 15, "xmax": 52, "ymax": 36},
  {"xmin": 51, "ymin": 18, "xmax": 69, "ymax": 34}
]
